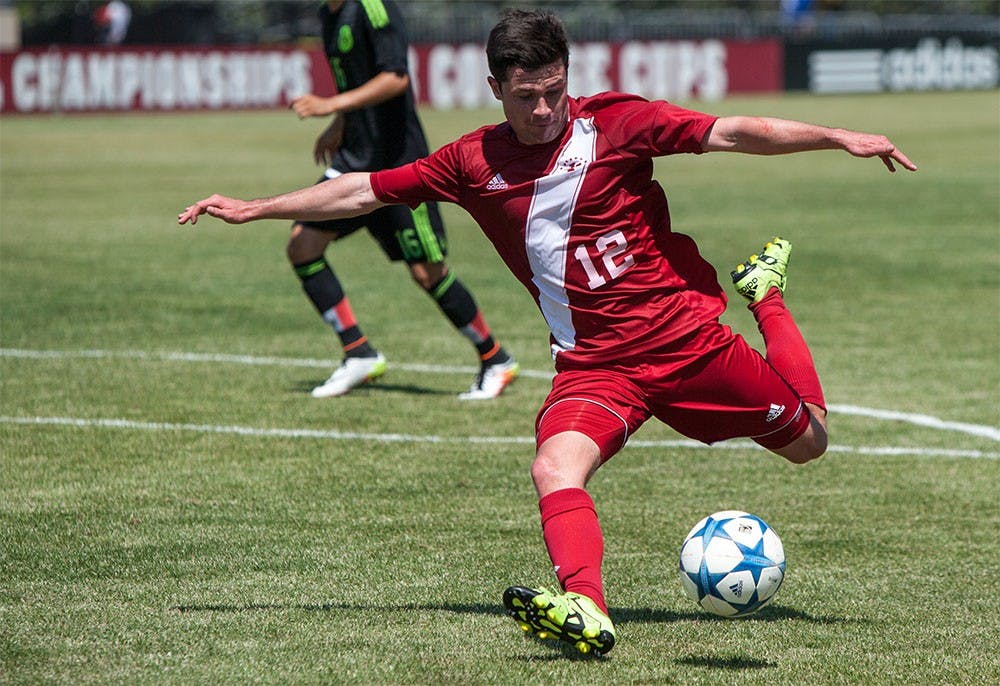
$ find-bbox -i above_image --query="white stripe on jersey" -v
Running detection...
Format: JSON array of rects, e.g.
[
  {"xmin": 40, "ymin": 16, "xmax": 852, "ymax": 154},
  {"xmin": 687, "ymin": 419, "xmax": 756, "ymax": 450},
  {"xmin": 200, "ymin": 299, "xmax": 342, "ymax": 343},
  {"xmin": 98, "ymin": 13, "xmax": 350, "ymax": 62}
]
[{"xmin": 524, "ymin": 117, "xmax": 597, "ymax": 358}]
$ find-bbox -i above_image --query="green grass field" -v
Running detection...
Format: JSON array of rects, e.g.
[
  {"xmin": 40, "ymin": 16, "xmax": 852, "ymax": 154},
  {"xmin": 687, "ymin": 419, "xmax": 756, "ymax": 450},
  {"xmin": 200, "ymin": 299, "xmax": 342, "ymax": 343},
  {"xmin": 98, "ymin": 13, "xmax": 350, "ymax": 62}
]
[{"xmin": 2, "ymin": 89, "xmax": 998, "ymax": 684}]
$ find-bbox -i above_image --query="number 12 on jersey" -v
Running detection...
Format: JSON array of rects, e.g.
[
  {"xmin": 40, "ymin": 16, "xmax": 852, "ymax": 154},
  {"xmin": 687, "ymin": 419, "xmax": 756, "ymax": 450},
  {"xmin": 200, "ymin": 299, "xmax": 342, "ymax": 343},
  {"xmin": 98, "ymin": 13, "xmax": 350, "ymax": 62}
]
[{"xmin": 573, "ymin": 229, "xmax": 636, "ymax": 289}]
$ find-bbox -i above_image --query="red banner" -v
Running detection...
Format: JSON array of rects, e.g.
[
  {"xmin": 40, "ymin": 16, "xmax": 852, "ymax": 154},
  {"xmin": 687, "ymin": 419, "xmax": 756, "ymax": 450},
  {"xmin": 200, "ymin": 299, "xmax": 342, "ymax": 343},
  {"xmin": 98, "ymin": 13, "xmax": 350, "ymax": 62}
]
[
  {"xmin": 410, "ymin": 40, "xmax": 782, "ymax": 109},
  {"xmin": 1, "ymin": 39, "xmax": 781, "ymax": 114},
  {"xmin": 0, "ymin": 46, "xmax": 333, "ymax": 114}
]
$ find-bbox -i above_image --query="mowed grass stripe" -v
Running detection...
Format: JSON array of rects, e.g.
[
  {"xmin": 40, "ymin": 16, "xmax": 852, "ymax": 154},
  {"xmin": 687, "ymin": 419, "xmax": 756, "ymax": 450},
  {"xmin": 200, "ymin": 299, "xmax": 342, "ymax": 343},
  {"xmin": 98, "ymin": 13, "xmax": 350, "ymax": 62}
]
[
  {"xmin": 2, "ymin": 90, "xmax": 997, "ymax": 685},
  {"xmin": 2, "ymin": 414, "xmax": 996, "ymax": 459},
  {"xmin": 2, "ymin": 347, "xmax": 997, "ymax": 440}
]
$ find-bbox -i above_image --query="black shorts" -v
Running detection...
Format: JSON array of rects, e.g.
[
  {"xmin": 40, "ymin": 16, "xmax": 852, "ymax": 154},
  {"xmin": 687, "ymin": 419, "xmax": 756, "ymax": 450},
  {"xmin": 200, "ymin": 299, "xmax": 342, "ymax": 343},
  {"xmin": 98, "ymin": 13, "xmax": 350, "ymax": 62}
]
[{"xmin": 297, "ymin": 172, "xmax": 448, "ymax": 264}]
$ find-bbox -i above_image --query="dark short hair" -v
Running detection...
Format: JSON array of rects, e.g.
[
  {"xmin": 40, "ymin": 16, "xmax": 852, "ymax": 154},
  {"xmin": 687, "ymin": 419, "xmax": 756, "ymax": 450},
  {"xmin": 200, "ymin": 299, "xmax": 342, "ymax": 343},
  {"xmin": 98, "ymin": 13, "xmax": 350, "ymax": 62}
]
[{"xmin": 486, "ymin": 9, "xmax": 569, "ymax": 83}]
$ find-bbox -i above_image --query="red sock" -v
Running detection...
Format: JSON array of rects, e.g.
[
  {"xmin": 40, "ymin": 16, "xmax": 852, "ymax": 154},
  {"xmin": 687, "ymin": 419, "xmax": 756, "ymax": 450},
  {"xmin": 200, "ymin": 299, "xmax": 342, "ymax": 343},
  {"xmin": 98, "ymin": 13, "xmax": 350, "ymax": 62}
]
[
  {"xmin": 749, "ymin": 289, "xmax": 826, "ymax": 411},
  {"xmin": 538, "ymin": 488, "xmax": 607, "ymax": 613}
]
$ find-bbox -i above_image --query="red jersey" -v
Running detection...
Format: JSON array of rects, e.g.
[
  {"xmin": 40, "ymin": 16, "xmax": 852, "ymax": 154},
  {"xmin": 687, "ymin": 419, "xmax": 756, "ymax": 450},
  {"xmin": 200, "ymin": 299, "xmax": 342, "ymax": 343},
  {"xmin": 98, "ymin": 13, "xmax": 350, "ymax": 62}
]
[{"xmin": 371, "ymin": 92, "xmax": 725, "ymax": 368}]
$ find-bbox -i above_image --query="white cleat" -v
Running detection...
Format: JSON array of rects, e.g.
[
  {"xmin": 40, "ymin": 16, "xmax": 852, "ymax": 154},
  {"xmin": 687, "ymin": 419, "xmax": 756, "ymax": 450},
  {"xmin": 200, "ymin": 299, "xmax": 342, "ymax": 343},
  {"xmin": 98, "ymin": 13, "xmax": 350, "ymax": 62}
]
[
  {"xmin": 457, "ymin": 357, "xmax": 519, "ymax": 400},
  {"xmin": 311, "ymin": 353, "xmax": 387, "ymax": 398}
]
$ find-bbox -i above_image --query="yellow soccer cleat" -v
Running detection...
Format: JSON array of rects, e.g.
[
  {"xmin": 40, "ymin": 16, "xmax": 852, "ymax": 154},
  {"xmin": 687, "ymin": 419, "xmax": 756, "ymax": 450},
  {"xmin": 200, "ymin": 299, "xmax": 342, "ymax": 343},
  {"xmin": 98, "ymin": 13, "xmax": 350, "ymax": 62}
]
[
  {"xmin": 731, "ymin": 236, "xmax": 792, "ymax": 303},
  {"xmin": 503, "ymin": 585, "xmax": 616, "ymax": 656}
]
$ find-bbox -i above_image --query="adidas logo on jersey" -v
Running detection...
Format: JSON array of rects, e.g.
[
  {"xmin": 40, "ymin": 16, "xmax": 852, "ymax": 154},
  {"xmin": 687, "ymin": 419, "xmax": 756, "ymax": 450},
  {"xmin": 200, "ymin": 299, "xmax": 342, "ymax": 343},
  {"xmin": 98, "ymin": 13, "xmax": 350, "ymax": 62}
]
[
  {"xmin": 766, "ymin": 403, "xmax": 785, "ymax": 422},
  {"xmin": 486, "ymin": 173, "xmax": 508, "ymax": 190}
]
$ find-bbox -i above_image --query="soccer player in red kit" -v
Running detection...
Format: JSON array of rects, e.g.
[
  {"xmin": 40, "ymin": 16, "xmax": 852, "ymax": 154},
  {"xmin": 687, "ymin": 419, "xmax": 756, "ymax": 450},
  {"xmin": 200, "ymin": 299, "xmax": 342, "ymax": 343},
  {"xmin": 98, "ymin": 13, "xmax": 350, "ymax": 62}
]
[{"xmin": 180, "ymin": 9, "xmax": 916, "ymax": 657}]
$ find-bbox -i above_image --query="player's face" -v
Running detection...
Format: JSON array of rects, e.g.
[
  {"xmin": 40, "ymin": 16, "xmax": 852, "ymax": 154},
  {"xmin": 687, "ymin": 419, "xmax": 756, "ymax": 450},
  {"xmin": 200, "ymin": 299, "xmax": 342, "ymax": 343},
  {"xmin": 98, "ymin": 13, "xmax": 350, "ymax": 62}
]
[{"xmin": 488, "ymin": 60, "xmax": 569, "ymax": 146}]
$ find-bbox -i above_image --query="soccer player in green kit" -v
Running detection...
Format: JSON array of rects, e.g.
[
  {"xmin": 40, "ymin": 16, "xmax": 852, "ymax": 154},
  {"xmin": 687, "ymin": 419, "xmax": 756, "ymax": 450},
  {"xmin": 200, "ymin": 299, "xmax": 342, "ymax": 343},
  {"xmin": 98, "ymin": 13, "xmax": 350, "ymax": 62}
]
[{"xmin": 287, "ymin": 0, "xmax": 518, "ymax": 399}]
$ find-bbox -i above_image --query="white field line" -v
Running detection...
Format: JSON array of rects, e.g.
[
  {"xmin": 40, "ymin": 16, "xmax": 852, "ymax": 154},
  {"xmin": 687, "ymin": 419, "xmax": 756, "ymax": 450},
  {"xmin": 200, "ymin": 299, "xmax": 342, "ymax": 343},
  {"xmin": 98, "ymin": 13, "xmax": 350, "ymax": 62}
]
[
  {"xmin": 2, "ymin": 346, "xmax": 998, "ymax": 444},
  {"xmin": 1, "ymin": 415, "xmax": 996, "ymax": 459},
  {"xmin": 0, "ymin": 347, "xmax": 554, "ymax": 378},
  {"xmin": 827, "ymin": 404, "xmax": 1000, "ymax": 441}
]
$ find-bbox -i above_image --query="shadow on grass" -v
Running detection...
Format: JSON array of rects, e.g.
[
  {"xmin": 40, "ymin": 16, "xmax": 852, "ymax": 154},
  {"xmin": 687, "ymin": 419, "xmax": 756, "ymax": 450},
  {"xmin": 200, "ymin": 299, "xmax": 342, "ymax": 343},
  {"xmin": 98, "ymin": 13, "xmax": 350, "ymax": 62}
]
[
  {"xmin": 171, "ymin": 601, "xmax": 848, "ymax": 627},
  {"xmin": 170, "ymin": 601, "xmax": 505, "ymax": 615},
  {"xmin": 292, "ymin": 379, "xmax": 450, "ymax": 396},
  {"xmin": 675, "ymin": 654, "xmax": 776, "ymax": 670},
  {"xmin": 171, "ymin": 600, "xmax": 852, "ymax": 664},
  {"xmin": 615, "ymin": 603, "xmax": 853, "ymax": 625}
]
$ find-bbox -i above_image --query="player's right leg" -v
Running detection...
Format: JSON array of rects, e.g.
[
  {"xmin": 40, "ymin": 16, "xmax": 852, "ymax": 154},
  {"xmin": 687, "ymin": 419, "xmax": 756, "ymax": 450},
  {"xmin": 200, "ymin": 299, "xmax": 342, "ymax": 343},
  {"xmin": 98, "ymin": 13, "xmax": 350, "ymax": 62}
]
[
  {"xmin": 504, "ymin": 430, "xmax": 616, "ymax": 655},
  {"xmin": 731, "ymin": 236, "xmax": 827, "ymax": 462},
  {"xmin": 287, "ymin": 221, "xmax": 385, "ymax": 398},
  {"xmin": 503, "ymin": 585, "xmax": 617, "ymax": 656},
  {"xmin": 408, "ymin": 261, "xmax": 519, "ymax": 400},
  {"xmin": 504, "ymin": 376, "xmax": 651, "ymax": 656}
]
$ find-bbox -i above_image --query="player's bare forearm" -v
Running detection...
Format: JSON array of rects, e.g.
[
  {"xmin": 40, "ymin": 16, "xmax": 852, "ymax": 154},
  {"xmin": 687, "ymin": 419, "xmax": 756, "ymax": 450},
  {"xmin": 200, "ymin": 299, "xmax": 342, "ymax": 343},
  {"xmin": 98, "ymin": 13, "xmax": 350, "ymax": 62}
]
[
  {"xmin": 293, "ymin": 72, "xmax": 409, "ymax": 121},
  {"xmin": 290, "ymin": 93, "xmax": 337, "ymax": 118},
  {"xmin": 704, "ymin": 116, "xmax": 917, "ymax": 172},
  {"xmin": 177, "ymin": 172, "xmax": 385, "ymax": 226},
  {"xmin": 331, "ymin": 71, "xmax": 409, "ymax": 113}
]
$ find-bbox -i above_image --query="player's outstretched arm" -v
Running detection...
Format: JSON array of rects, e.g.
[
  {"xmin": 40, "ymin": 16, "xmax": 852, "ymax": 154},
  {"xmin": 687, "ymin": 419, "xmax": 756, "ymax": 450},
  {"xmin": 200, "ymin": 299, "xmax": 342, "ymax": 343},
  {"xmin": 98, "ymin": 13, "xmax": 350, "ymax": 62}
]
[
  {"xmin": 703, "ymin": 116, "xmax": 917, "ymax": 173},
  {"xmin": 177, "ymin": 172, "xmax": 385, "ymax": 226}
]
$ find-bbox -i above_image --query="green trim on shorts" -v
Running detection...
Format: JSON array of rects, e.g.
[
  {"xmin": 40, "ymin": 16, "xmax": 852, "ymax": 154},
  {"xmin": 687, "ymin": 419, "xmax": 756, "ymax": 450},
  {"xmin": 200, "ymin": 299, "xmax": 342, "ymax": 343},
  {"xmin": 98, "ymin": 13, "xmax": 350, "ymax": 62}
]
[
  {"xmin": 431, "ymin": 271, "xmax": 456, "ymax": 300},
  {"xmin": 294, "ymin": 259, "xmax": 327, "ymax": 278},
  {"xmin": 412, "ymin": 203, "xmax": 444, "ymax": 263},
  {"xmin": 359, "ymin": 0, "xmax": 390, "ymax": 29}
]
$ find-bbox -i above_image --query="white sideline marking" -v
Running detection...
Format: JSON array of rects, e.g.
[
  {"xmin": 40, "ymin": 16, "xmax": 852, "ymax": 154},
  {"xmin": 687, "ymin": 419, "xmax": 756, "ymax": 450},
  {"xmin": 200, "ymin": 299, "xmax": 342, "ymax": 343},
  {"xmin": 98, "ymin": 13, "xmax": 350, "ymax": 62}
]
[
  {"xmin": 827, "ymin": 404, "xmax": 1000, "ymax": 441},
  {"xmin": 2, "ymin": 347, "xmax": 998, "ymax": 442},
  {"xmin": 1, "ymin": 415, "xmax": 996, "ymax": 459},
  {"xmin": 0, "ymin": 347, "xmax": 555, "ymax": 379}
]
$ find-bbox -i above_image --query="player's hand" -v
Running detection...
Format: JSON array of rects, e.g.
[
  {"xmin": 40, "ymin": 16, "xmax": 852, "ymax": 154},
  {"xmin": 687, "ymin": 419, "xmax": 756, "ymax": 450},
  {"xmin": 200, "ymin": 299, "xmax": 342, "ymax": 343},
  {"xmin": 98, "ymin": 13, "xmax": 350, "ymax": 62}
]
[
  {"xmin": 314, "ymin": 116, "xmax": 345, "ymax": 166},
  {"xmin": 290, "ymin": 94, "xmax": 335, "ymax": 119},
  {"xmin": 177, "ymin": 194, "xmax": 254, "ymax": 225},
  {"xmin": 843, "ymin": 133, "xmax": 918, "ymax": 173}
]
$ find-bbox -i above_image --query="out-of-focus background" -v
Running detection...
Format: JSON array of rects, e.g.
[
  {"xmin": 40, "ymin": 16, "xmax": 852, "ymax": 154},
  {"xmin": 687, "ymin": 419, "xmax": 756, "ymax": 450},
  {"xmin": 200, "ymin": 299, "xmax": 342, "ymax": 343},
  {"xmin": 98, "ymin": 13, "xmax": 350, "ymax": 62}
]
[
  {"xmin": 2, "ymin": 2, "xmax": 998, "ymax": 684},
  {"xmin": 2, "ymin": 0, "xmax": 997, "ymax": 113}
]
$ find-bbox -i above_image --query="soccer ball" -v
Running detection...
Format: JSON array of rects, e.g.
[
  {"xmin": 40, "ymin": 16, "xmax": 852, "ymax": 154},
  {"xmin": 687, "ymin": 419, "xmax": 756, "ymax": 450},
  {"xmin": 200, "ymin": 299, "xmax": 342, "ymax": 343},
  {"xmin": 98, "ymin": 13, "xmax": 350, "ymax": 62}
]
[{"xmin": 678, "ymin": 510, "xmax": 785, "ymax": 617}]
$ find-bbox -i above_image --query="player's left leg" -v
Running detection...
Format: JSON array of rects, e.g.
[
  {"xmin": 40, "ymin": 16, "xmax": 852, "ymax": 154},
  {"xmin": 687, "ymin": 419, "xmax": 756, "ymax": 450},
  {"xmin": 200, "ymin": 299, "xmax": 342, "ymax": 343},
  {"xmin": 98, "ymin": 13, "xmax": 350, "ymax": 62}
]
[
  {"xmin": 408, "ymin": 261, "xmax": 519, "ymax": 399},
  {"xmin": 375, "ymin": 201, "xmax": 517, "ymax": 399},
  {"xmin": 732, "ymin": 237, "xmax": 827, "ymax": 463}
]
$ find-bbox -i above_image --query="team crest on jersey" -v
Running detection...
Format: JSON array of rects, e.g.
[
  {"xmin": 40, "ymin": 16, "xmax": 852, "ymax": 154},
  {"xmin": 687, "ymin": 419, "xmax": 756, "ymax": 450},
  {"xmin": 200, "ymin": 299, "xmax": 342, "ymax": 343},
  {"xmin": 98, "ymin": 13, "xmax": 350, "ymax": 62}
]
[
  {"xmin": 556, "ymin": 156, "xmax": 587, "ymax": 173},
  {"xmin": 486, "ymin": 173, "xmax": 509, "ymax": 190},
  {"xmin": 338, "ymin": 25, "xmax": 354, "ymax": 53}
]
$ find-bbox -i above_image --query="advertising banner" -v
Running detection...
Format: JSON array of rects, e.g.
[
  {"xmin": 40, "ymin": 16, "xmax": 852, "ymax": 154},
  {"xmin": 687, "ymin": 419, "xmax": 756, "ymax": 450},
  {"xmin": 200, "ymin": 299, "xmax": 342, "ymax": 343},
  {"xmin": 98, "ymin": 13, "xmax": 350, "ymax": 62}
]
[
  {"xmin": 409, "ymin": 39, "xmax": 782, "ymax": 110},
  {"xmin": 1, "ymin": 39, "xmax": 781, "ymax": 114},
  {"xmin": 785, "ymin": 36, "xmax": 998, "ymax": 94},
  {"xmin": 0, "ymin": 46, "xmax": 332, "ymax": 113}
]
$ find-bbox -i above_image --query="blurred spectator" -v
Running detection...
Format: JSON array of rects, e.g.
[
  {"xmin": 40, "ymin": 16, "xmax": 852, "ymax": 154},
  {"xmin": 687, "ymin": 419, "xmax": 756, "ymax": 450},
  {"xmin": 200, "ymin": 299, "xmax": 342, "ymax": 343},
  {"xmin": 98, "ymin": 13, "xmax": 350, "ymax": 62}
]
[
  {"xmin": 0, "ymin": 0, "xmax": 20, "ymax": 50},
  {"xmin": 782, "ymin": 0, "xmax": 814, "ymax": 22},
  {"xmin": 93, "ymin": 0, "xmax": 131, "ymax": 44},
  {"xmin": 782, "ymin": 0, "xmax": 816, "ymax": 35}
]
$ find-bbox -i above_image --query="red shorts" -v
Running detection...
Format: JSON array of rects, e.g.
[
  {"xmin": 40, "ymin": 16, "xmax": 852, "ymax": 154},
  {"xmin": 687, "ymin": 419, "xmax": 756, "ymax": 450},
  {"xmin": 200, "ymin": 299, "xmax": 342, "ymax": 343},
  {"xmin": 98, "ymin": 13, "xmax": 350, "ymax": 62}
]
[{"xmin": 535, "ymin": 321, "xmax": 810, "ymax": 460}]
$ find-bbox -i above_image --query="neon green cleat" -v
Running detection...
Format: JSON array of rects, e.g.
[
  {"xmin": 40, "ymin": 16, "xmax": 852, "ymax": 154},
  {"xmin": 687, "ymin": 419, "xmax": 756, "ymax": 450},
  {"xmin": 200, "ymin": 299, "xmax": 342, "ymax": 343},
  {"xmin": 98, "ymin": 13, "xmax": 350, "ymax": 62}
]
[
  {"xmin": 503, "ymin": 586, "xmax": 617, "ymax": 656},
  {"xmin": 731, "ymin": 236, "xmax": 792, "ymax": 303}
]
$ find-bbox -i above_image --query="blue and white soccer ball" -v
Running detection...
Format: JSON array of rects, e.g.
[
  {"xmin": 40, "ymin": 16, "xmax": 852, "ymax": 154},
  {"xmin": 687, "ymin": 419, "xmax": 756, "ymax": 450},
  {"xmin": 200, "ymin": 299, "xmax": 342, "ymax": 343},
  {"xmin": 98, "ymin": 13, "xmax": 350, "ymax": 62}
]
[{"xmin": 678, "ymin": 510, "xmax": 786, "ymax": 617}]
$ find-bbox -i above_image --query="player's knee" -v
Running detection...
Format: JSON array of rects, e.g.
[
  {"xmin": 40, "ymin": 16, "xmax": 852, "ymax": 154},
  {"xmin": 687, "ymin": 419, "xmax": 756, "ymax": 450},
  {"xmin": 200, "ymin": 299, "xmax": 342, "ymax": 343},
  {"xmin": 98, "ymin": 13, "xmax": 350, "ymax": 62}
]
[
  {"xmin": 530, "ymin": 451, "xmax": 560, "ymax": 489},
  {"xmin": 410, "ymin": 262, "xmax": 446, "ymax": 291},
  {"xmin": 287, "ymin": 223, "xmax": 331, "ymax": 264},
  {"xmin": 286, "ymin": 223, "xmax": 307, "ymax": 262},
  {"xmin": 410, "ymin": 269, "xmax": 436, "ymax": 290},
  {"xmin": 783, "ymin": 430, "xmax": 827, "ymax": 464}
]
